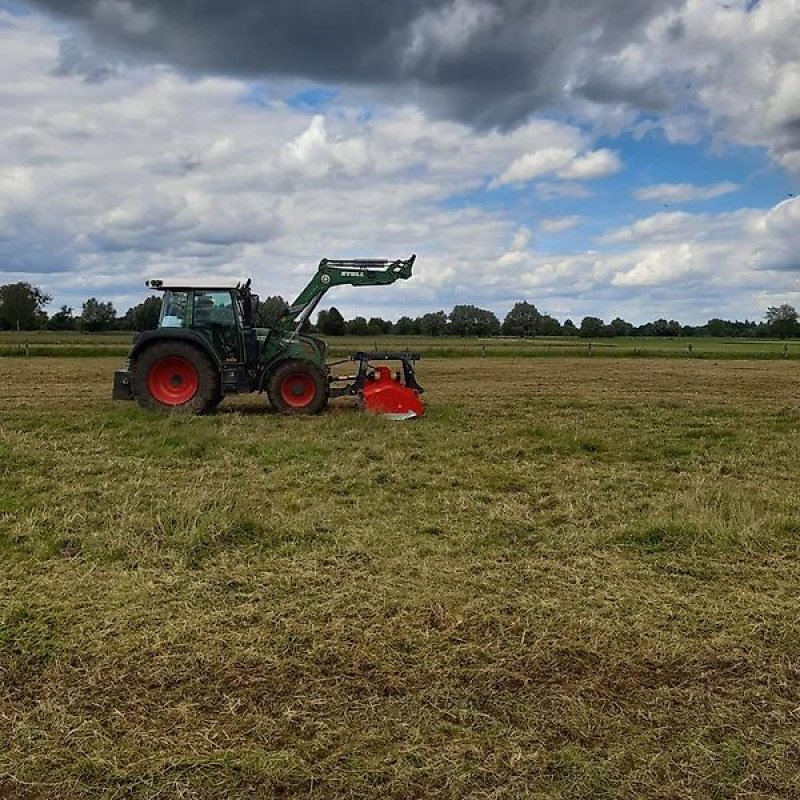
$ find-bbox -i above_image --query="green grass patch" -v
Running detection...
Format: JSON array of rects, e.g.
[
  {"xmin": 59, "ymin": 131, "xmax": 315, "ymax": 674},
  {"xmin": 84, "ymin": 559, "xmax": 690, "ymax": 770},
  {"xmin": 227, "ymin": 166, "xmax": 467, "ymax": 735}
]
[
  {"xmin": 617, "ymin": 521, "xmax": 705, "ymax": 553},
  {"xmin": 0, "ymin": 604, "xmax": 60, "ymax": 675},
  {"xmin": 4, "ymin": 331, "xmax": 800, "ymax": 361}
]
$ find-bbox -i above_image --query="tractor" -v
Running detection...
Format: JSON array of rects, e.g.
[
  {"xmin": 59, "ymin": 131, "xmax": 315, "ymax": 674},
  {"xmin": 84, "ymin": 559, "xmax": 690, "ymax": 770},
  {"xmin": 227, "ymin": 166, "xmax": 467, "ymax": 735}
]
[{"xmin": 112, "ymin": 255, "xmax": 424, "ymax": 418}]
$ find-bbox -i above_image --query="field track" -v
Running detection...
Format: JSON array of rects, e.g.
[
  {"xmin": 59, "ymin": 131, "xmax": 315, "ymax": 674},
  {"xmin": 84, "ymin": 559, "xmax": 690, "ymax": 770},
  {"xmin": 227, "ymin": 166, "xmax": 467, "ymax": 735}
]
[{"xmin": 2, "ymin": 357, "xmax": 800, "ymax": 798}]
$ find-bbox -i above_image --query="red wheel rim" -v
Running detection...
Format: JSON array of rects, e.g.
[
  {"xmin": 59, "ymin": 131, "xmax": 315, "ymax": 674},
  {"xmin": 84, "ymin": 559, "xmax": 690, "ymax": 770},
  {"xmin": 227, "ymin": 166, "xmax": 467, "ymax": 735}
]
[
  {"xmin": 147, "ymin": 357, "xmax": 198, "ymax": 405},
  {"xmin": 279, "ymin": 372, "xmax": 316, "ymax": 408}
]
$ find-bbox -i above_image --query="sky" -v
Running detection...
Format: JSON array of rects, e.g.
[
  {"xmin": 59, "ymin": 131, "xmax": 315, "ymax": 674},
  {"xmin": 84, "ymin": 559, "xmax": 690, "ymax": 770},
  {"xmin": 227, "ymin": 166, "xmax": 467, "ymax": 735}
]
[{"xmin": 0, "ymin": 0, "xmax": 799, "ymax": 325}]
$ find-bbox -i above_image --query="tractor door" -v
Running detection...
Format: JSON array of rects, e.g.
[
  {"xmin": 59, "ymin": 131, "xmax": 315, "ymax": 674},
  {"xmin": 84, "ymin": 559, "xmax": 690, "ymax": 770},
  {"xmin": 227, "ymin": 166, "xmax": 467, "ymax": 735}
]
[
  {"xmin": 234, "ymin": 292, "xmax": 261, "ymax": 367},
  {"xmin": 191, "ymin": 290, "xmax": 243, "ymax": 363}
]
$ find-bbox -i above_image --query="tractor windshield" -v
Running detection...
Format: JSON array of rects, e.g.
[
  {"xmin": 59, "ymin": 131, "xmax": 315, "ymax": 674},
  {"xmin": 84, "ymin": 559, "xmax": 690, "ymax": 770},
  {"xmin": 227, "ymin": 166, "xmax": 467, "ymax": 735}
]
[{"xmin": 160, "ymin": 290, "xmax": 188, "ymax": 328}]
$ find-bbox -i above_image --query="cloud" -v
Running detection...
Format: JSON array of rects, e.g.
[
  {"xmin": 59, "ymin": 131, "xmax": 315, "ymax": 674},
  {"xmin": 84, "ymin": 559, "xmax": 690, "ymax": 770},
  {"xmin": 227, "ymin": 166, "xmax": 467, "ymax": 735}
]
[
  {"xmin": 635, "ymin": 181, "xmax": 740, "ymax": 203},
  {"xmin": 0, "ymin": 10, "xmax": 591, "ymax": 313},
  {"xmin": 573, "ymin": 0, "xmax": 800, "ymax": 172},
  {"xmin": 23, "ymin": 0, "xmax": 800, "ymax": 173},
  {"xmin": 601, "ymin": 210, "xmax": 715, "ymax": 244},
  {"xmin": 26, "ymin": 0, "xmax": 682, "ymax": 128},
  {"xmin": 279, "ymin": 115, "xmax": 373, "ymax": 179},
  {"xmin": 749, "ymin": 196, "xmax": 800, "ymax": 272},
  {"xmin": 596, "ymin": 198, "xmax": 800, "ymax": 289},
  {"xmin": 538, "ymin": 216, "xmax": 584, "ymax": 234},
  {"xmin": 490, "ymin": 148, "xmax": 575, "ymax": 187},
  {"xmin": 491, "ymin": 148, "xmax": 621, "ymax": 188},
  {"xmin": 557, "ymin": 149, "xmax": 621, "ymax": 180},
  {"xmin": 500, "ymin": 197, "xmax": 800, "ymax": 324},
  {"xmin": 2, "ymin": 7, "xmax": 800, "ymax": 326}
]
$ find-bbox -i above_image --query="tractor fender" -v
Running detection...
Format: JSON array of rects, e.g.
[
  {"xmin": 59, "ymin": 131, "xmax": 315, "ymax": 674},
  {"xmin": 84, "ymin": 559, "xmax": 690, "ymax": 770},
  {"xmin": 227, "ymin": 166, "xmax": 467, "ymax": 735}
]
[
  {"xmin": 258, "ymin": 356, "xmax": 290, "ymax": 392},
  {"xmin": 129, "ymin": 330, "xmax": 223, "ymax": 369}
]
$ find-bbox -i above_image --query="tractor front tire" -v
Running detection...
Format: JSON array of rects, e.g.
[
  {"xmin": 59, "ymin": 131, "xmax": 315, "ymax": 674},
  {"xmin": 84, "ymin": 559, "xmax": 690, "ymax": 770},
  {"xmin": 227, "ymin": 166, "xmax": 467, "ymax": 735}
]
[
  {"xmin": 267, "ymin": 359, "xmax": 329, "ymax": 415},
  {"xmin": 131, "ymin": 341, "xmax": 219, "ymax": 414}
]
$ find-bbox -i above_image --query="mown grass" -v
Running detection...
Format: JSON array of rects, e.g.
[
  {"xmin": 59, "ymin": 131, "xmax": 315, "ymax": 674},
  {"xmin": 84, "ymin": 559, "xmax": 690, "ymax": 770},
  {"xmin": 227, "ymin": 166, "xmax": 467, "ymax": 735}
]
[{"xmin": 1, "ymin": 357, "xmax": 800, "ymax": 798}]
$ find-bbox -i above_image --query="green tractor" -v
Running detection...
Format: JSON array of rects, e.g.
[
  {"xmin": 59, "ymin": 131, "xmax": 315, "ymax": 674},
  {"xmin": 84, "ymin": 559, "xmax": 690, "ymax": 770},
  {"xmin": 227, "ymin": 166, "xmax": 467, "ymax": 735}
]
[{"xmin": 112, "ymin": 255, "xmax": 425, "ymax": 418}]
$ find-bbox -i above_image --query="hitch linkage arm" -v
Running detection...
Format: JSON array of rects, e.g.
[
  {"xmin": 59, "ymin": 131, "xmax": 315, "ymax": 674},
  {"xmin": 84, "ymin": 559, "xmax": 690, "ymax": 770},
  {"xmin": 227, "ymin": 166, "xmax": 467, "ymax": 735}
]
[
  {"xmin": 281, "ymin": 255, "xmax": 416, "ymax": 335},
  {"xmin": 328, "ymin": 352, "xmax": 424, "ymax": 399}
]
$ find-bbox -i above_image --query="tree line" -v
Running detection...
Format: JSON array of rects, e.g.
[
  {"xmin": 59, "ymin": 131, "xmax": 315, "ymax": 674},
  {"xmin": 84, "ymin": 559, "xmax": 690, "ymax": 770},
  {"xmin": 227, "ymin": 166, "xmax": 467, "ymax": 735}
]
[{"xmin": 2, "ymin": 281, "xmax": 799, "ymax": 339}]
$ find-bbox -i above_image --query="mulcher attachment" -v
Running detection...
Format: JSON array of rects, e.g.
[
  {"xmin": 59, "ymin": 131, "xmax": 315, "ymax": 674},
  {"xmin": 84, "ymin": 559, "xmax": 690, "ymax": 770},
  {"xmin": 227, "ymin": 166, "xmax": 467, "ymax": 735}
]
[{"xmin": 330, "ymin": 352, "xmax": 425, "ymax": 420}]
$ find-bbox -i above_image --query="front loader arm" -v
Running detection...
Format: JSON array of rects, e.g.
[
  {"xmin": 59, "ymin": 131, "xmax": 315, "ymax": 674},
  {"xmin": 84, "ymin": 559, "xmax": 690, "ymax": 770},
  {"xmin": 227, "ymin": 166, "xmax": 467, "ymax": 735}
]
[{"xmin": 281, "ymin": 255, "xmax": 416, "ymax": 334}]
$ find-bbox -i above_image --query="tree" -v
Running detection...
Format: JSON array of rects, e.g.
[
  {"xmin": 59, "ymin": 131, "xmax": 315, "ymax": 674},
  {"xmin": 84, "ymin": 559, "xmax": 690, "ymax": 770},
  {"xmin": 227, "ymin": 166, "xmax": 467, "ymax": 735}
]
[
  {"xmin": 538, "ymin": 315, "xmax": 562, "ymax": 336},
  {"xmin": 47, "ymin": 305, "xmax": 76, "ymax": 331},
  {"xmin": 394, "ymin": 316, "xmax": 419, "ymax": 335},
  {"xmin": 256, "ymin": 295, "xmax": 289, "ymax": 327},
  {"xmin": 417, "ymin": 311, "xmax": 449, "ymax": 336},
  {"xmin": 765, "ymin": 304, "xmax": 799, "ymax": 339},
  {"xmin": 122, "ymin": 296, "xmax": 161, "ymax": 332},
  {"xmin": 0, "ymin": 282, "xmax": 51, "ymax": 330},
  {"xmin": 346, "ymin": 315, "xmax": 369, "ymax": 336},
  {"xmin": 607, "ymin": 317, "xmax": 634, "ymax": 337},
  {"xmin": 367, "ymin": 317, "xmax": 393, "ymax": 336},
  {"xmin": 449, "ymin": 304, "xmax": 500, "ymax": 337},
  {"xmin": 80, "ymin": 298, "xmax": 116, "ymax": 332},
  {"xmin": 562, "ymin": 319, "xmax": 579, "ymax": 336},
  {"xmin": 317, "ymin": 306, "xmax": 346, "ymax": 336},
  {"xmin": 502, "ymin": 301, "xmax": 541, "ymax": 337},
  {"xmin": 648, "ymin": 318, "xmax": 682, "ymax": 337},
  {"xmin": 579, "ymin": 316, "xmax": 605, "ymax": 338}
]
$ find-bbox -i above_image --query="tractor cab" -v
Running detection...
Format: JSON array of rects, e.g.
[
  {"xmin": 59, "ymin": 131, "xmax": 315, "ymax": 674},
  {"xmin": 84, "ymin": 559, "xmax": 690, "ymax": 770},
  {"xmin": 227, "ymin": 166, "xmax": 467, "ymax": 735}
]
[{"xmin": 146, "ymin": 278, "xmax": 259, "ymax": 365}]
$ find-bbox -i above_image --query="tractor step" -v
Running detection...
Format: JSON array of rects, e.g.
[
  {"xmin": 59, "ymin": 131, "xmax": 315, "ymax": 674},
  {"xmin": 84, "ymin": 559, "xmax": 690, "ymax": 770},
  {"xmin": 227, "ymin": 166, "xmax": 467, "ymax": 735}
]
[{"xmin": 112, "ymin": 369, "xmax": 133, "ymax": 401}]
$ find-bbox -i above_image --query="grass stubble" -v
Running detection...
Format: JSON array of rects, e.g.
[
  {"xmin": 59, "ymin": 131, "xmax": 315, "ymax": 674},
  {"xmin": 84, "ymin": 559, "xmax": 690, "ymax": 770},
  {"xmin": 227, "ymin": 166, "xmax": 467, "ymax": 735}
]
[{"xmin": 1, "ymin": 356, "xmax": 799, "ymax": 798}]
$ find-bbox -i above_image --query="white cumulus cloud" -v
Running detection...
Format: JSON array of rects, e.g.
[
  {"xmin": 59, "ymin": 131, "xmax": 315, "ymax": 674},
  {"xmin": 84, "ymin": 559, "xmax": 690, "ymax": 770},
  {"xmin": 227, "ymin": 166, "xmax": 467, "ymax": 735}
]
[
  {"xmin": 635, "ymin": 181, "xmax": 740, "ymax": 203},
  {"xmin": 491, "ymin": 148, "xmax": 621, "ymax": 188},
  {"xmin": 558, "ymin": 149, "xmax": 622, "ymax": 180},
  {"xmin": 539, "ymin": 216, "xmax": 584, "ymax": 234}
]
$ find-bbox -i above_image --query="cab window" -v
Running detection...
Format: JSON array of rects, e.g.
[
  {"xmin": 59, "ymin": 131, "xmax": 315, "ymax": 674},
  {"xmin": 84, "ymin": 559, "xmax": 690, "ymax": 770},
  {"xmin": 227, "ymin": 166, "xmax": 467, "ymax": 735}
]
[
  {"xmin": 160, "ymin": 291, "xmax": 188, "ymax": 328},
  {"xmin": 193, "ymin": 291, "xmax": 236, "ymax": 327}
]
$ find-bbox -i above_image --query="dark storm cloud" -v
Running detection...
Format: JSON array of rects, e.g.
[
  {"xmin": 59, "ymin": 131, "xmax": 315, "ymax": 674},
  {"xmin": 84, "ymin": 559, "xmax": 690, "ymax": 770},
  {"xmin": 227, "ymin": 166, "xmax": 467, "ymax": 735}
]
[
  {"xmin": 52, "ymin": 36, "xmax": 118, "ymax": 83},
  {"xmin": 27, "ymin": 0, "xmax": 684, "ymax": 126},
  {"xmin": 575, "ymin": 73, "xmax": 669, "ymax": 113},
  {"xmin": 782, "ymin": 116, "xmax": 800, "ymax": 147}
]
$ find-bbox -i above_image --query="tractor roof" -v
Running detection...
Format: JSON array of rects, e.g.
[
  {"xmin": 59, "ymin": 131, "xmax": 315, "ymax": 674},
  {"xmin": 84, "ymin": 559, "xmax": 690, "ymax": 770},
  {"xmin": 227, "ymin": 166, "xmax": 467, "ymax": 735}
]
[{"xmin": 146, "ymin": 278, "xmax": 246, "ymax": 291}]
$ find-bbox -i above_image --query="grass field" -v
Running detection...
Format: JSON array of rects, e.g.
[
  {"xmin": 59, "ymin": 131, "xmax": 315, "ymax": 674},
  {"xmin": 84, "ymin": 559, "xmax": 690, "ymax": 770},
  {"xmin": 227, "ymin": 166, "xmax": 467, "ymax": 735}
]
[
  {"xmin": 2, "ymin": 356, "xmax": 800, "ymax": 798},
  {"xmin": 2, "ymin": 330, "xmax": 800, "ymax": 360}
]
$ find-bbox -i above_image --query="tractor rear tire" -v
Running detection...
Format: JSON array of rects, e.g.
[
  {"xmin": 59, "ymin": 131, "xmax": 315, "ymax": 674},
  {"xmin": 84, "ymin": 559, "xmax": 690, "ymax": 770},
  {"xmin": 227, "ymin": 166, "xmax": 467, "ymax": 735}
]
[
  {"xmin": 267, "ymin": 359, "xmax": 329, "ymax": 415},
  {"xmin": 131, "ymin": 341, "xmax": 219, "ymax": 414}
]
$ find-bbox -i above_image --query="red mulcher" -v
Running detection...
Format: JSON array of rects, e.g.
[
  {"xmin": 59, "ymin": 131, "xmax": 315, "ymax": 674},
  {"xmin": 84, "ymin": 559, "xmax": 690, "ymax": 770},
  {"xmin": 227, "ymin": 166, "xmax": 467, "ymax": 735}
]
[{"xmin": 332, "ymin": 352, "xmax": 425, "ymax": 420}]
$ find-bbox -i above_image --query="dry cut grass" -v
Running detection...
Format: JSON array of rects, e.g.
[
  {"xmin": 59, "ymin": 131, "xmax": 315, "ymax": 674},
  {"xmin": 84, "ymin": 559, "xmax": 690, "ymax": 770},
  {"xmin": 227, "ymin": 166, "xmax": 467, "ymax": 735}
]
[{"xmin": 1, "ymin": 356, "xmax": 800, "ymax": 798}]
